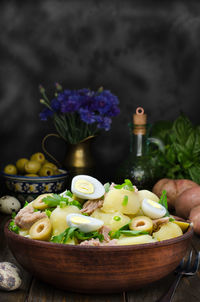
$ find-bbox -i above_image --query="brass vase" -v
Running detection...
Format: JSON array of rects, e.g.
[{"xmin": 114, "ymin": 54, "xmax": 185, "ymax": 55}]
[{"xmin": 63, "ymin": 136, "xmax": 95, "ymax": 178}]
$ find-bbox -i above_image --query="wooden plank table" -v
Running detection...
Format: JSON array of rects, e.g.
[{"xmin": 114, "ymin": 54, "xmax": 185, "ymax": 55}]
[{"xmin": 1, "ymin": 213, "xmax": 200, "ymax": 302}]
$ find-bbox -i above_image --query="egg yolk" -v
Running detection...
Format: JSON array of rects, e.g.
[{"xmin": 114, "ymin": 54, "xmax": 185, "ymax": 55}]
[
  {"xmin": 146, "ymin": 199, "xmax": 162, "ymax": 209},
  {"xmin": 70, "ymin": 216, "xmax": 91, "ymax": 224},
  {"xmin": 74, "ymin": 179, "xmax": 94, "ymax": 194}
]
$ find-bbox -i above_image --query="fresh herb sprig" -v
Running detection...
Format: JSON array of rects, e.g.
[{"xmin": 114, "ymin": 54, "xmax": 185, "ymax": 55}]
[
  {"xmin": 51, "ymin": 227, "xmax": 104, "ymax": 244},
  {"xmin": 158, "ymin": 190, "xmax": 170, "ymax": 217},
  {"xmin": 42, "ymin": 194, "xmax": 82, "ymax": 209},
  {"xmin": 9, "ymin": 221, "xmax": 19, "ymax": 234},
  {"xmin": 114, "ymin": 179, "xmax": 135, "ymax": 191},
  {"xmin": 109, "ymin": 223, "xmax": 148, "ymax": 239},
  {"xmin": 150, "ymin": 113, "xmax": 200, "ymax": 184}
]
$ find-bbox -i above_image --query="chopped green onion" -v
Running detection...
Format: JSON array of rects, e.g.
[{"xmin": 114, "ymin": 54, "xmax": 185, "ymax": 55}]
[
  {"xmin": 60, "ymin": 201, "xmax": 67, "ymax": 208},
  {"xmin": 113, "ymin": 216, "xmax": 121, "ymax": 221},
  {"xmin": 45, "ymin": 209, "xmax": 52, "ymax": 218},
  {"xmin": 122, "ymin": 195, "xmax": 128, "ymax": 206}
]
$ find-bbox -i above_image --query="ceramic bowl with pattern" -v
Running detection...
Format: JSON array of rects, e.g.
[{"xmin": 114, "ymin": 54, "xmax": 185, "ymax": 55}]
[{"xmin": 1, "ymin": 169, "xmax": 68, "ymax": 203}]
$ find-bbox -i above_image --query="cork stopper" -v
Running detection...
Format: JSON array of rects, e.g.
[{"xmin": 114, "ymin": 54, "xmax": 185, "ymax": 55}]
[{"xmin": 133, "ymin": 107, "xmax": 147, "ymax": 135}]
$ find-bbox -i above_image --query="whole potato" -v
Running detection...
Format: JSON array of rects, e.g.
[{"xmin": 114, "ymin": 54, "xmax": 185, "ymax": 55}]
[
  {"xmin": 175, "ymin": 186, "xmax": 200, "ymax": 219},
  {"xmin": 152, "ymin": 178, "xmax": 198, "ymax": 210},
  {"xmin": 175, "ymin": 179, "xmax": 198, "ymax": 196},
  {"xmin": 189, "ymin": 205, "xmax": 200, "ymax": 235}
]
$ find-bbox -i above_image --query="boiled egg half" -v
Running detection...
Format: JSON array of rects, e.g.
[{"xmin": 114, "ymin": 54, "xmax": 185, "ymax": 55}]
[
  {"xmin": 142, "ymin": 198, "xmax": 166, "ymax": 219},
  {"xmin": 66, "ymin": 213, "xmax": 104, "ymax": 232},
  {"xmin": 71, "ymin": 175, "xmax": 105, "ymax": 199}
]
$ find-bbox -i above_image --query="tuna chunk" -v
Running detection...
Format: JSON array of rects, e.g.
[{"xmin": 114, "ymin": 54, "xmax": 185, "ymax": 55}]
[
  {"xmin": 81, "ymin": 198, "xmax": 104, "ymax": 215},
  {"xmin": 80, "ymin": 225, "xmax": 118, "ymax": 246},
  {"xmin": 14, "ymin": 205, "xmax": 47, "ymax": 229},
  {"xmin": 152, "ymin": 217, "xmax": 170, "ymax": 231},
  {"xmin": 80, "ymin": 238, "xmax": 118, "ymax": 246}
]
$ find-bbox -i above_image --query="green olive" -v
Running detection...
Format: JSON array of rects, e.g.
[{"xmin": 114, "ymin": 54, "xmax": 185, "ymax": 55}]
[
  {"xmin": 42, "ymin": 162, "xmax": 58, "ymax": 172},
  {"xmin": 32, "ymin": 193, "xmax": 52, "ymax": 210},
  {"xmin": 30, "ymin": 152, "xmax": 45, "ymax": 164},
  {"xmin": 4, "ymin": 164, "xmax": 17, "ymax": 175},
  {"xmin": 39, "ymin": 166, "xmax": 54, "ymax": 177},
  {"xmin": 16, "ymin": 158, "xmax": 29, "ymax": 174},
  {"xmin": 24, "ymin": 160, "xmax": 41, "ymax": 174},
  {"xmin": 129, "ymin": 216, "xmax": 153, "ymax": 234},
  {"xmin": 29, "ymin": 218, "xmax": 52, "ymax": 241}
]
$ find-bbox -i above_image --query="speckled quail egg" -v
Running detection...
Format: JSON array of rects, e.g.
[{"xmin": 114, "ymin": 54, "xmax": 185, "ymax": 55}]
[
  {"xmin": 71, "ymin": 175, "xmax": 105, "ymax": 200},
  {"xmin": 0, "ymin": 196, "xmax": 21, "ymax": 214},
  {"xmin": 141, "ymin": 198, "xmax": 166, "ymax": 219},
  {"xmin": 0, "ymin": 262, "xmax": 22, "ymax": 291},
  {"xmin": 66, "ymin": 213, "xmax": 104, "ymax": 232}
]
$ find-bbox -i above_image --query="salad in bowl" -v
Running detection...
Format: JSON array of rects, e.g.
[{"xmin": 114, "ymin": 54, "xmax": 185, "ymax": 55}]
[{"xmin": 9, "ymin": 175, "xmax": 190, "ymax": 246}]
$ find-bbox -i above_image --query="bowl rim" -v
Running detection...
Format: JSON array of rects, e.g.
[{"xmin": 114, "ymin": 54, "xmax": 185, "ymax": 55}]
[
  {"xmin": 1, "ymin": 168, "xmax": 68, "ymax": 180},
  {"xmin": 4, "ymin": 220, "xmax": 194, "ymax": 251}
]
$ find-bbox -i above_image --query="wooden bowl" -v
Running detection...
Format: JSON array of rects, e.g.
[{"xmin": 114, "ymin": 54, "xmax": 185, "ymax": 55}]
[{"xmin": 4, "ymin": 221, "xmax": 193, "ymax": 294}]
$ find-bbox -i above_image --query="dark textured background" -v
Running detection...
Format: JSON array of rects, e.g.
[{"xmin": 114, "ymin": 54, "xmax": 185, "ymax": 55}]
[{"xmin": 1, "ymin": 0, "xmax": 200, "ymax": 181}]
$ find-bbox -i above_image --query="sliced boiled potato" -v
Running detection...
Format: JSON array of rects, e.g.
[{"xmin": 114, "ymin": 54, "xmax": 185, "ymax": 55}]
[
  {"xmin": 117, "ymin": 234, "xmax": 157, "ymax": 245},
  {"xmin": 173, "ymin": 220, "xmax": 190, "ymax": 232},
  {"xmin": 138, "ymin": 190, "xmax": 159, "ymax": 203},
  {"xmin": 152, "ymin": 222, "xmax": 183, "ymax": 241},
  {"xmin": 50, "ymin": 205, "xmax": 81, "ymax": 236},
  {"xmin": 91, "ymin": 209, "xmax": 130, "ymax": 231},
  {"xmin": 102, "ymin": 188, "xmax": 140, "ymax": 215}
]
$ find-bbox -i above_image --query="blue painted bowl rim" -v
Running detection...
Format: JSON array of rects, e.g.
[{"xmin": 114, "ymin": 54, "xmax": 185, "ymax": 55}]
[{"xmin": 1, "ymin": 169, "xmax": 68, "ymax": 181}]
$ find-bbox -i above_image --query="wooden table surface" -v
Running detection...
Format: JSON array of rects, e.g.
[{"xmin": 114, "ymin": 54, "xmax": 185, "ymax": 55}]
[{"xmin": 1, "ymin": 214, "xmax": 200, "ymax": 302}]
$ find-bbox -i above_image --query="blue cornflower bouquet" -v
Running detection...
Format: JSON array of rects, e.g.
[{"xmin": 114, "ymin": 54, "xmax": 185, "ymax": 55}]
[{"xmin": 39, "ymin": 84, "xmax": 120, "ymax": 144}]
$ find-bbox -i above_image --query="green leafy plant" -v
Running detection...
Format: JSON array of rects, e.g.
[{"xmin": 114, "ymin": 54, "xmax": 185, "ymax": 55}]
[
  {"xmin": 109, "ymin": 223, "xmax": 149, "ymax": 239},
  {"xmin": 51, "ymin": 227, "xmax": 104, "ymax": 244},
  {"xmin": 150, "ymin": 113, "xmax": 200, "ymax": 184},
  {"xmin": 42, "ymin": 194, "xmax": 82, "ymax": 209}
]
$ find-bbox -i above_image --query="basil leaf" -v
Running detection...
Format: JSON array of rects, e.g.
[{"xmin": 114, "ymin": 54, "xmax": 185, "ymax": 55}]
[{"xmin": 104, "ymin": 182, "xmax": 110, "ymax": 193}]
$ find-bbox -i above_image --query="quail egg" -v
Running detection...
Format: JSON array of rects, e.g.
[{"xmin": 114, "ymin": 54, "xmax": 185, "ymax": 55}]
[
  {"xmin": 71, "ymin": 175, "xmax": 105, "ymax": 200},
  {"xmin": 142, "ymin": 198, "xmax": 166, "ymax": 219},
  {"xmin": 0, "ymin": 196, "xmax": 21, "ymax": 214},
  {"xmin": 66, "ymin": 213, "xmax": 104, "ymax": 232}
]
